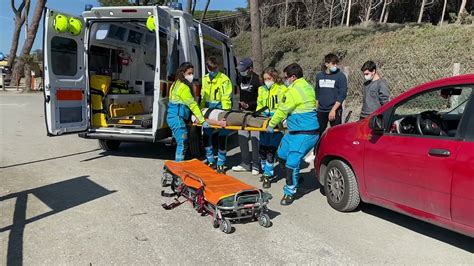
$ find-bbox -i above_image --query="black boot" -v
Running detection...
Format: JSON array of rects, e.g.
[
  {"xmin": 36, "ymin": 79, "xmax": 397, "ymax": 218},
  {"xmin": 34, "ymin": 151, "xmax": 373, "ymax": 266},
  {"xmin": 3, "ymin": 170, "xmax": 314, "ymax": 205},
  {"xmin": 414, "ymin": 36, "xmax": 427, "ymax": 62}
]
[
  {"xmin": 262, "ymin": 175, "xmax": 271, "ymax": 189},
  {"xmin": 216, "ymin": 165, "xmax": 226, "ymax": 174},
  {"xmin": 280, "ymin": 194, "xmax": 295, "ymax": 205}
]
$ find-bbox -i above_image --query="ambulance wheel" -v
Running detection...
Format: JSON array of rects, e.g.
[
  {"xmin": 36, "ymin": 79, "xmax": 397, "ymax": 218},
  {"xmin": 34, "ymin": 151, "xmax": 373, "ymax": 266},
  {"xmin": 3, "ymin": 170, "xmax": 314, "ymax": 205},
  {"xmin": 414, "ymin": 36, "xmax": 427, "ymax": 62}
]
[
  {"xmin": 219, "ymin": 219, "xmax": 232, "ymax": 234},
  {"xmin": 189, "ymin": 125, "xmax": 202, "ymax": 157},
  {"xmin": 258, "ymin": 213, "xmax": 271, "ymax": 228},
  {"xmin": 98, "ymin": 139, "xmax": 121, "ymax": 151}
]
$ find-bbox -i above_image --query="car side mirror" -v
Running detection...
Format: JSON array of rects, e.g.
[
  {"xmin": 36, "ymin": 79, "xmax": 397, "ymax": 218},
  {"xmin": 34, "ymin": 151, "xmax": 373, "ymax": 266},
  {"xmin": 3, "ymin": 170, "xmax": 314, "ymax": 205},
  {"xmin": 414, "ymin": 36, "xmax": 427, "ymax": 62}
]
[{"xmin": 369, "ymin": 115, "xmax": 384, "ymax": 134}]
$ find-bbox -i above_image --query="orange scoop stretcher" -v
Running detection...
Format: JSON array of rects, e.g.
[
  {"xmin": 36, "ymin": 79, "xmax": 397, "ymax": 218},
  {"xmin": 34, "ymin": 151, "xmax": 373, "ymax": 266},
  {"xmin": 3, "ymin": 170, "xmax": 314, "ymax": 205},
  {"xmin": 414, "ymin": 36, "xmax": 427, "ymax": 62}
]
[{"xmin": 161, "ymin": 159, "xmax": 273, "ymax": 234}]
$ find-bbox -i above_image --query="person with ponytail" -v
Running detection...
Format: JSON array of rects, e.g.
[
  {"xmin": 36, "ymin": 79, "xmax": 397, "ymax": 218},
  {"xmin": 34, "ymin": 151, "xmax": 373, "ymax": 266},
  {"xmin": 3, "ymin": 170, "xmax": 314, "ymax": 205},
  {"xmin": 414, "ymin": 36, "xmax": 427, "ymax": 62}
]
[{"xmin": 167, "ymin": 62, "xmax": 209, "ymax": 161}]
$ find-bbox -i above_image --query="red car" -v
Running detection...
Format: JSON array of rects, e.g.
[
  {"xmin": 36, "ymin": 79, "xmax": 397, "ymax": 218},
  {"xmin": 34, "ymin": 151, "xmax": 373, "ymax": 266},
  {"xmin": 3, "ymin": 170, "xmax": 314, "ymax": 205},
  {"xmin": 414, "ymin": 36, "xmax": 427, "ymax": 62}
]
[{"xmin": 315, "ymin": 74, "xmax": 474, "ymax": 238}]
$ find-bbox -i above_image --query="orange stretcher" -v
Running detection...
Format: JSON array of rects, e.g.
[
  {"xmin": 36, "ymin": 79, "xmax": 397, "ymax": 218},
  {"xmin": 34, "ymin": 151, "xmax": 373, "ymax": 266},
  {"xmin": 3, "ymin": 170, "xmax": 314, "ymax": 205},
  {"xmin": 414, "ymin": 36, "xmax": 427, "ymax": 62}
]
[{"xmin": 161, "ymin": 159, "xmax": 273, "ymax": 234}]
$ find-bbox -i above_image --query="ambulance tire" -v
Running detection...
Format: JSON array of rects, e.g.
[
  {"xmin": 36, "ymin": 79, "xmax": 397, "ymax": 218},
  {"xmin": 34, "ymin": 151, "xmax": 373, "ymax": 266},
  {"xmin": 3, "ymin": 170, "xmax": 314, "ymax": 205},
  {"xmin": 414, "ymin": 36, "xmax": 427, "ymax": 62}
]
[
  {"xmin": 189, "ymin": 125, "xmax": 202, "ymax": 157},
  {"xmin": 98, "ymin": 139, "xmax": 121, "ymax": 151}
]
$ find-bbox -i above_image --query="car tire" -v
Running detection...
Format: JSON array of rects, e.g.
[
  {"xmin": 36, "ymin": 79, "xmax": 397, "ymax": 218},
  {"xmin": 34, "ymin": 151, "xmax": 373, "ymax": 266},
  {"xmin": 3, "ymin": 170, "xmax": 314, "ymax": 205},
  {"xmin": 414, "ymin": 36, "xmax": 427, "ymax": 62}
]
[
  {"xmin": 98, "ymin": 139, "xmax": 121, "ymax": 151},
  {"xmin": 189, "ymin": 125, "xmax": 202, "ymax": 158},
  {"xmin": 324, "ymin": 159, "xmax": 360, "ymax": 212}
]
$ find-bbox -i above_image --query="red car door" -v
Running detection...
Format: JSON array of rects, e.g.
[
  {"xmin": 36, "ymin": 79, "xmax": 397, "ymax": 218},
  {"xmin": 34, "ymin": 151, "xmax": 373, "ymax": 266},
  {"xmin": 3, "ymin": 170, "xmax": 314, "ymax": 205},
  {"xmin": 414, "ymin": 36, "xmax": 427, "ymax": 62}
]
[
  {"xmin": 364, "ymin": 85, "xmax": 472, "ymax": 220},
  {"xmin": 451, "ymin": 100, "xmax": 474, "ymax": 230},
  {"xmin": 364, "ymin": 135, "xmax": 458, "ymax": 219},
  {"xmin": 451, "ymin": 142, "xmax": 474, "ymax": 228}
]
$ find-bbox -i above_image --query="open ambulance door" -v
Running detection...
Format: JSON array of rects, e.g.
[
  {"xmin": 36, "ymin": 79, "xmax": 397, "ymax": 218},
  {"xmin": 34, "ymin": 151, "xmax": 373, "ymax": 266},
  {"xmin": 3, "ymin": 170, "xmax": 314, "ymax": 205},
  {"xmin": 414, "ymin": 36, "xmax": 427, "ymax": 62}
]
[{"xmin": 43, "ymin": 8, "xmax": 87, "ymax": 136}]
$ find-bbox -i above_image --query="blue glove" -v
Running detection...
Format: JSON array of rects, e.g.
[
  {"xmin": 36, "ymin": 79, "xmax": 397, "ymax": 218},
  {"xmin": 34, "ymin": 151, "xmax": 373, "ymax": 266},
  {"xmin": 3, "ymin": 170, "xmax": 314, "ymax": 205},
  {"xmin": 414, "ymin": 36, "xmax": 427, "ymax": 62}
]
[
  {"xmin": 202, "ymin": 121, "xmax": 210, "ymax": 128},
  {"xmin": 266, "ymin": 126, "xmax": 274, "ymax": 133}
]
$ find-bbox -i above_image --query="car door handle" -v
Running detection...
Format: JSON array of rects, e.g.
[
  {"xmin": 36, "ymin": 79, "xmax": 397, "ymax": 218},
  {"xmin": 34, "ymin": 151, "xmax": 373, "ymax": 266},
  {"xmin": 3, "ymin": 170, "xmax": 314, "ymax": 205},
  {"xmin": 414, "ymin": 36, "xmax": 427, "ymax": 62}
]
[{"xmin": 429, "ymin": 149, "xmax": 451, "ymax": 157}]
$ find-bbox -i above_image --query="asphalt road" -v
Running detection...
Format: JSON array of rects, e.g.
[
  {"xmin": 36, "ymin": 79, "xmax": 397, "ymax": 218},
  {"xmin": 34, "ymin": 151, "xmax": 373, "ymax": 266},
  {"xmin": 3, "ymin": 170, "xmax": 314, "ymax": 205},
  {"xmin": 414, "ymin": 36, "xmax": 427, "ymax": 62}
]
[{"xmin": 1, "ymin": 92, "xmax": 473, "ymax": 265}]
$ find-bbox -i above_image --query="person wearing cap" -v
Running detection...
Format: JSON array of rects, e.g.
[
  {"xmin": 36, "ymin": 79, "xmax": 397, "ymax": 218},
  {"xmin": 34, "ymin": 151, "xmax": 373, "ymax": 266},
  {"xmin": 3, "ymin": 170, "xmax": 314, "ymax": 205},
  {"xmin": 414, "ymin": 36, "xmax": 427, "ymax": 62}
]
[
  {"xmin": 200, "ymin": 56, "xmax": 233, "ymax": 174},
  {"xmin": 231, "ymin": 57, "xmax": 262, "ymax": 175}
]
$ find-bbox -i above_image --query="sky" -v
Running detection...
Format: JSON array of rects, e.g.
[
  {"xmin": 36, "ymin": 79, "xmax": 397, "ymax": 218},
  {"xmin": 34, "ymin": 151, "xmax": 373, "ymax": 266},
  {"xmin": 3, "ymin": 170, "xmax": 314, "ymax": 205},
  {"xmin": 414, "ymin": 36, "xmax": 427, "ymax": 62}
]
[{"xmin": 0, "ymin": 0, "xmax": 247, "ymax": 55}]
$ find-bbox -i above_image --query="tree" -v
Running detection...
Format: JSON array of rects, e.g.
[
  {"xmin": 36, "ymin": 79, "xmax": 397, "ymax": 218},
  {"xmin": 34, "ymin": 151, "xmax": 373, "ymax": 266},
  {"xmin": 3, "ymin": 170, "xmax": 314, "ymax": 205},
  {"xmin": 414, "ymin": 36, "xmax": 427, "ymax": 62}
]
[
  {"xmin": 186, "ymin": 0, "xmax": 192, "ymax": 13},
  {"xmin": 7, "ymin": 0, "xmax": 31, "ymax": 71},
  {"xmin": 201, "ymin": 0, "xmax": 211, "ymax": 22},
  {"xmin": 20, "ymin": 55, "xmax": 34, "ymax": 92},
  {"xmin": 418, "ymin": 0, "xmax": 435, "ymax": 23},
  {"xmin": 359, "ymin": 0, "xmax": 383, "ymax": 22},
  {"xmin": 12, "ymin": 0, "xmax": 46, "ymax": 86},
  {"xmin": 345, "ymin": 0, "xmax": 359, "ymax": 26},
  {"xmin": 379, "ymin": 0, "xmax": 393, "ymax": 23},
  {"xmin": 324, "ymin": 0, "xmax": 341, "ymax": 27},
  {"xmin": 249, "ymin": 0, "xmax": 263, "ymax": 74},
  {"xmin": 456, "ymin": 0, "xmax": 467, "ymax": 23},
  {"xmin": 438, "ymin": 0, "xmax": 447, "ymax": 24}
]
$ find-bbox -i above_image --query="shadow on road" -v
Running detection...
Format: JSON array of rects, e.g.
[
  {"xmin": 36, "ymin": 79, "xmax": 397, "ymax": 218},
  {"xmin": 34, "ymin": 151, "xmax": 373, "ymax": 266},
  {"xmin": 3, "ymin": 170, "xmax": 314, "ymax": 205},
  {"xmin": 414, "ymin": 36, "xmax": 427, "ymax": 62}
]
[
  {"xmin": 0, "ymin": 176, "xmax": 116, "ymax": 266},
  {"xmin": 0, "ymin": 149, "xmax": 101, "ymax": 169},
  {"xmin": 361, "ymin": 203, "xmax": 474, "ymax": 252}
]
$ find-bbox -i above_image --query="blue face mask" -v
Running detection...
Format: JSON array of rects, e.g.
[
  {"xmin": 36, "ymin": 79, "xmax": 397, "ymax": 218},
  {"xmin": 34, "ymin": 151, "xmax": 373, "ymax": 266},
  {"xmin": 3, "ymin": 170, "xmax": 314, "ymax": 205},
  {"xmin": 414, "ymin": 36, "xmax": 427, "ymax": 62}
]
[
  {"xmin": 330, "ymin": 66, "xmax": 338, "ymax": 73},
  {"xmin": 283, "ymin": 79, "xmax": 291, "ymax": 87},
  {"xmin": 208, "ymin": 68, "xmax": 218, "ymax": 79}
]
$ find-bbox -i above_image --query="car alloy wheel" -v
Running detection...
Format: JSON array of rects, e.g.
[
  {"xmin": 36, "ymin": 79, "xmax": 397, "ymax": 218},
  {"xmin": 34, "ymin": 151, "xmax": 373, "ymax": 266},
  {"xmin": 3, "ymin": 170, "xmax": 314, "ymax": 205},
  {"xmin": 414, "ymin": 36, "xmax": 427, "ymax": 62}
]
[{"xmin": 327, "ymin": 167, "xmax": 345, "ymax": 204}]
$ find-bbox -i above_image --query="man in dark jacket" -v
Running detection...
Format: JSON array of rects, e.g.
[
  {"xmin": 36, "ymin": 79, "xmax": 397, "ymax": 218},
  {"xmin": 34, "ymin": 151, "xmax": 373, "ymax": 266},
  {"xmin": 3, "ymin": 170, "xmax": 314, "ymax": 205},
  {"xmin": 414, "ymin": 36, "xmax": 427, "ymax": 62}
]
[
  {"xmin": 231, "ymin": 58, "xmax": 262, "ymax": 175},
  {"xmin": 305, "ymin": 54, "xmax": 347, "ymax": 163}
]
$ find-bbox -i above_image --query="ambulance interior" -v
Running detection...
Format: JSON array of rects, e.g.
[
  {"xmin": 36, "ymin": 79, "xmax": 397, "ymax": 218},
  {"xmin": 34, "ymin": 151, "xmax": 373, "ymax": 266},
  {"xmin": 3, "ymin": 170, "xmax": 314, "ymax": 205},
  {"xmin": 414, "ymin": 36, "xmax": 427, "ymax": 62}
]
[{"xmin": 87, "ymin": 20, "xmax": 175, "ymax": 131}]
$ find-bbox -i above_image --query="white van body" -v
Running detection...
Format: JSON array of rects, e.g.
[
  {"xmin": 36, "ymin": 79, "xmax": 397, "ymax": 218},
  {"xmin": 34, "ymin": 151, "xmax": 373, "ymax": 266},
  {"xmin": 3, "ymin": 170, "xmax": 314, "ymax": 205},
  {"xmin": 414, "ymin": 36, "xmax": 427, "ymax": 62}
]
[{"xmin": 43, "ymin": 5, "xmax": 238, "ymax": 154}]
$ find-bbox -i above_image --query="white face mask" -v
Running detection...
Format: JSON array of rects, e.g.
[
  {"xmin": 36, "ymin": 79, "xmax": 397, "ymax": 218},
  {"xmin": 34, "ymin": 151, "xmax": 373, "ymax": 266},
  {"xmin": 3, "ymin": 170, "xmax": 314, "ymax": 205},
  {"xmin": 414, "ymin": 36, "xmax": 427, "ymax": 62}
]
[
  {"xmin": 264, "ymin": 81, "xmax": 274, "ymax": 88},
  {"xmin": 364, "ymin": 74, "xmax": 373, "ymax": 81},
  {"xmin": 185, "ymin": 74, "xmax": 194, "ymax": 83}
]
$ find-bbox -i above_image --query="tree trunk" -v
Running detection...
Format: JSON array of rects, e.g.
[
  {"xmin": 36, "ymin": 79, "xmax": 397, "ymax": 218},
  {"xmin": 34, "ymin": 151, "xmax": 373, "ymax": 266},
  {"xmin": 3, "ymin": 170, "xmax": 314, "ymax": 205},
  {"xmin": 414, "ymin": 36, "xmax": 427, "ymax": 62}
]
[
  {"xmin": 341, "ymin": 0, "xmax": 347, "ymax": 26},
  {"xmin": 186, "ymin": 0, "xmax": 192, "ymax": 13},
  {"xmin": 249, "ymin": 0, "xmax": 263, "ymax": 74},
  {"xmin": 24, "ymin": 63, "xmax": 31, "ymax": 92},
  {"xmin": 346, "ymin": 0, "xmax": 352, "ymax": 26},
  {"xmin": 379, "ymin": 0, "xmax": 387, "ymax": 23},
  {"xmin": 329, "ymin": 0, "xmax": 334, "ymax": 28},
  {"xmin": 456, "ymin": 0, "xmax": 467, "ymax": 23},
  {"xmin": 365, "ymin": 0, "xmax": 373, "ymax": 22},
  {"xmin": 191, "ymin": 0, "xmax": 197, "ymax": 15},
  {"xmin": 13, "ymin": 0, "xmax": 46, "ymax": 86},
  {"xmin": 439, "ymin": 0, "xmax": 447, "ymax": 25},
  {"xmin": 284, "ymin": 0, "xmax": 289, "ymax": 27},
  {"xmin": 200, "ymin": 0, "xmax": 210, "ymax": 22},
  {"xmin": 418, "ymin": 0, "xmax": 426, "ymax": 23},
  {"xmin": 6, "ymin": 0, "xmax": 31, "ymax": 70},
  {"xmin": 383, "ymin": 5, "xmax": 390, "ymax": 23}
]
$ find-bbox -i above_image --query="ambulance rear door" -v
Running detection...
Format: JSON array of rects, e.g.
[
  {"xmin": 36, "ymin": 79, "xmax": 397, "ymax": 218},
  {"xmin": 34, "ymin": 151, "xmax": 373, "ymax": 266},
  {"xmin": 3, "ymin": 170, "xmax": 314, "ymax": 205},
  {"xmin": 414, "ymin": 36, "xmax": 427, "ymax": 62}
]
[{"xmin": 43, "ymin": 8, "xmax": 88, "ymax": 136}]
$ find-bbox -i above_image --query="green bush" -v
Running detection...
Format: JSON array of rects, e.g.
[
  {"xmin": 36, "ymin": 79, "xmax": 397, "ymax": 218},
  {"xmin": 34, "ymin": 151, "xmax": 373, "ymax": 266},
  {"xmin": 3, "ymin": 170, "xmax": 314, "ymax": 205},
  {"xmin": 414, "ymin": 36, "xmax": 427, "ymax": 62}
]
[{"xmin": 233, "ymin": 24, "xmax": 474, "ymax": 119}]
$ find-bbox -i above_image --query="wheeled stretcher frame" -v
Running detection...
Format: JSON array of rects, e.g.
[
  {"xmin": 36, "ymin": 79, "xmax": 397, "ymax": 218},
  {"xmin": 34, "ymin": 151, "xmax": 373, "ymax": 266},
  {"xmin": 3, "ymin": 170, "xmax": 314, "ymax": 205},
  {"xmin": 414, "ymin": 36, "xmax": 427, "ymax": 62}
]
[{"xmin": 161, "ymin": 164, "xmax": 272, "ymax": 234}]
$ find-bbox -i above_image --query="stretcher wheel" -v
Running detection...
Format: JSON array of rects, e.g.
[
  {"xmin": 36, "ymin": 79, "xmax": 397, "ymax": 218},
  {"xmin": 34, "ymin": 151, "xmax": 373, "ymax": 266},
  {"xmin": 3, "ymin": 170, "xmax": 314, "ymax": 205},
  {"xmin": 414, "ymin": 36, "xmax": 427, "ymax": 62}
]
[
  {"xmin": 219, "ymin": 219, "xmax": 232, "ymax": 234},
  {"xmin": 258, "ymin": 213, "xmax": 271, "ymax": 228},
  {"xmin": 212, "ymin": 220, "xmax": 219, "ymax": 228}
]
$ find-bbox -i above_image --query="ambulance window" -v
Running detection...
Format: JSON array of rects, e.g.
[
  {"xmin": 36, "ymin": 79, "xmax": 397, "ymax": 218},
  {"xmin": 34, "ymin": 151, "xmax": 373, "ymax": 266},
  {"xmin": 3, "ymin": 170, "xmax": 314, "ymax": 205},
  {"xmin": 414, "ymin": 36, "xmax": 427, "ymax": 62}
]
[
  {"xmin": 203, "ymin": 43, "xmax": 224, "ymax": 74},
  {"xmin": 194, "ymin": 27, "xmax": 202, "ymax": 76},
  {"xmin": 51, "ymin": 37, "xmax": 77, "ymax": 76},
  {"xmin": 168, "ymin": 38, "xmax": 179, "ymax": 80},
  {"xmin": 159, "ymin": 31, "xmax": 168, "ymax": 80}
]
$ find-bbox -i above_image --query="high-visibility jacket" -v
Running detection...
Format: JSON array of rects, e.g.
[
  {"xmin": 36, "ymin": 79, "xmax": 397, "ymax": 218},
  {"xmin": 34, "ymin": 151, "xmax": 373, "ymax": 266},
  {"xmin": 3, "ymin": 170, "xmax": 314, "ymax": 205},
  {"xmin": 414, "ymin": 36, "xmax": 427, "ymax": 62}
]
[
  {"xmin": 269, "ymin": 78, "xmax": 318, "ymax": 132},
  {"xmin": 200, "ymin": 72, "xmax": 233, "ymax": 110},
  {"xmin": 256, "ymin": 83, "xmax": 287, "ymax": 116},
  {"xmin": 168, "ymin": 80, "xmax": 205, "ymax": 123}
]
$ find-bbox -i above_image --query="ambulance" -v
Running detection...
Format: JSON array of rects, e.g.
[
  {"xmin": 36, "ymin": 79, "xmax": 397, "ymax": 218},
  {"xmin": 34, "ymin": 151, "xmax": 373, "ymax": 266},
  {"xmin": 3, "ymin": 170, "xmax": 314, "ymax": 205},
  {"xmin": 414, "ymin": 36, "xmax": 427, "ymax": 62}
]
[{"xmin": 43, "ymin": 5, "xmax": 238, "ymax": 156}]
